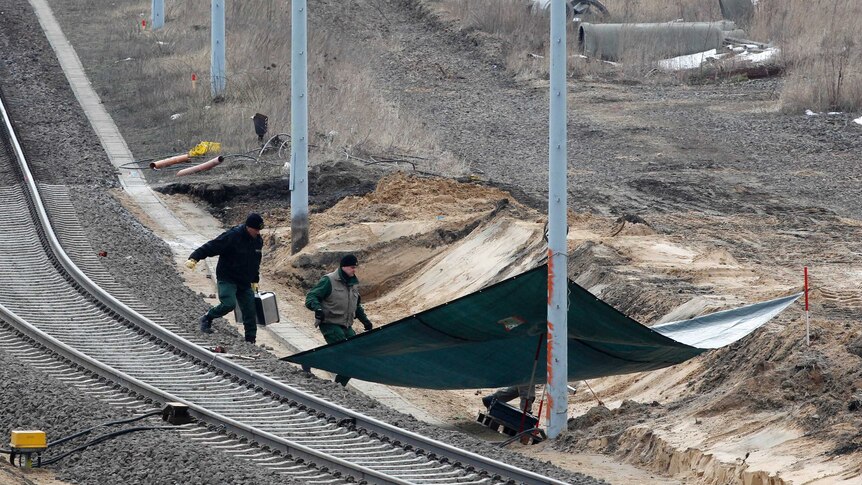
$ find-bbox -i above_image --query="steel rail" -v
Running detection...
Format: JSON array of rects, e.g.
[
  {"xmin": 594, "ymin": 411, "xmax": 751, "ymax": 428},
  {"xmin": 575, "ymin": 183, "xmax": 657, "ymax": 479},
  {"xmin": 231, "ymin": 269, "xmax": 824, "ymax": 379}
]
[
  {"xmin": 0, "ymin": 89, "xmax": 567, "ymax": 485},
  {"xmin": 0, "ymin": 302, "xmax": 401, "ymax": 484}
]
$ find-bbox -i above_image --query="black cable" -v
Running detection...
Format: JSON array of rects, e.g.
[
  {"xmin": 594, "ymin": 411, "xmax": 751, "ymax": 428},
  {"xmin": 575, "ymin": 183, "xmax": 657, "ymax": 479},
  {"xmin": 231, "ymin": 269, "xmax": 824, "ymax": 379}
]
[
  {"xmin": 47, "ymin": 410, "xmax": 162, "ymax": 448},
  {"xmin": 36, "ymin": 426, "xmax": 175, "ymax": 467},
  {"xmin": 497, "ymin": 427, "xmax": 547, "ymax": 448},
  {"xmin": 119, "ymin": 161, "xmax": 155, "ymax": 169},
  {"xmin": 222, "ymin": 153, "xmax": 259, "ymax": 163},
  {"xmin": 121, "ymin": 153, "xmax": 186, "ymax": 169}
]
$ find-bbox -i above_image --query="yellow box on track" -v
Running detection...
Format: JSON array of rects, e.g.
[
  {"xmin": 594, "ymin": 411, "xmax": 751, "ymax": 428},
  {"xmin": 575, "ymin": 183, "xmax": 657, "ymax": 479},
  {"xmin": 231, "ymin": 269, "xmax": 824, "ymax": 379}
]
[{"xmin": 10, "ymin": 430, "xmax": 47, "ymax": 449}]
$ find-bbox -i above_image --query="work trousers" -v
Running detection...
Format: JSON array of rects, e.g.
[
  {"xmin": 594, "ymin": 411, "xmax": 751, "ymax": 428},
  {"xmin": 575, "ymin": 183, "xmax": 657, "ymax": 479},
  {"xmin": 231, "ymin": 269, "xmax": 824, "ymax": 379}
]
[
  {"xmin": 319, "ymin": 323, "xmax": 356, "ymax": 386},
  {"xmin": 491, "ymin": 385, "xmax": 536, "ymax": 413},
  {"xmin": 207, "ymin": 281, "xmax": 257, "ymax": 343}
]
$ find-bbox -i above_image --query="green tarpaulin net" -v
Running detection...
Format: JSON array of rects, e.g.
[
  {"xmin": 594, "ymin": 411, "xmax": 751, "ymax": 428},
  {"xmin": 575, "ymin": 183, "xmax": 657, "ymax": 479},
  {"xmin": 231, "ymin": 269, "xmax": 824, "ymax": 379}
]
[{"xmin": 284, "ymin": 265, "xmax": 800, "ymax": 389}]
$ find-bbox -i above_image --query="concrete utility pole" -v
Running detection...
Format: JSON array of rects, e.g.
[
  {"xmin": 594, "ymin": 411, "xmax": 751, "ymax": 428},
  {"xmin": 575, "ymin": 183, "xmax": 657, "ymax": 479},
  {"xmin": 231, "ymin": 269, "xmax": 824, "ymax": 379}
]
[
  {"xmin": 289, "ymin": 0, "xmax": 309, "ymax": 254},
  {"xmin": 151, "ymin": 0, "xmax": 164, "ymax": 30},
  {"xmin": 546, "ymin": 0, "xmax": 569, "ymax": 440},
  {"xmin": 210, "ymin": 0, "xmax": 226, "ymax": 98}
]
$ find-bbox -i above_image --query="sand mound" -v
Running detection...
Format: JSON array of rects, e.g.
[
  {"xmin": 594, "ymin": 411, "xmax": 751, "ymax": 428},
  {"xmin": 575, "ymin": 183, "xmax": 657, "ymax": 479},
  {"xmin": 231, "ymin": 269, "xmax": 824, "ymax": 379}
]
[
  {"xmin": 269, "ymin": 173, "xmax": 546, "ymax": 321},
  {"xmin": 324, "ymin": 172, "xmax": 521, "ymax": 222}
]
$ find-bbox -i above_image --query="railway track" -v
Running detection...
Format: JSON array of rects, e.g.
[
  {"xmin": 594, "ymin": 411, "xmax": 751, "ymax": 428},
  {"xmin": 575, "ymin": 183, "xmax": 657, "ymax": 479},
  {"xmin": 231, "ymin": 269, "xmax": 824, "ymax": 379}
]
[{"xmin": 0, "ymin": 87, "xmax": 568, "ymax": 484}]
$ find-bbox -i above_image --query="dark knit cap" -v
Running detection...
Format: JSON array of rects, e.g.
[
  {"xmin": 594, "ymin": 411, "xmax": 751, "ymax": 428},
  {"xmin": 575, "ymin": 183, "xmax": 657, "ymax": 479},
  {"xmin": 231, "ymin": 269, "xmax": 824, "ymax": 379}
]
[
  {"xmin": 245, "ymin": 213, "xmax": 264, "ymax": 230},
  {"xmin": 340, "ymin": 254, "xmax": 358, "ymax": 267}
]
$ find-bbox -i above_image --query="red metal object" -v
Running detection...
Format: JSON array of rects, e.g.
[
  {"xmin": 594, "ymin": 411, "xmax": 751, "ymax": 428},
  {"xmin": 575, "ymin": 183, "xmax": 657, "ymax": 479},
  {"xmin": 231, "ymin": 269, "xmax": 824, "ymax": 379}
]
[
  {"xmin": 535, "ymin": 396, "xmax": 545, "ymax": 426},
  {"xmin": 176, "ymin": 156, "xmax": 224, "ymax": 176},
  {"xmin": 150, "ymin": 154, "xmax": 190, "ymax": 169},
  {"xmin": 98, "ymin": 251, "xmax": 107, "ymax": 257}
]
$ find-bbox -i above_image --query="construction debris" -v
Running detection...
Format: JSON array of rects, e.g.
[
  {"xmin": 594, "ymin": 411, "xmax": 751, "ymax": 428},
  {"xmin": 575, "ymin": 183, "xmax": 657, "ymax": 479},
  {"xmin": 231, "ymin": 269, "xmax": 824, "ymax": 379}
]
[{"xmin": 578, "ymin": 21, "xmax": 744, "ymax": 62}]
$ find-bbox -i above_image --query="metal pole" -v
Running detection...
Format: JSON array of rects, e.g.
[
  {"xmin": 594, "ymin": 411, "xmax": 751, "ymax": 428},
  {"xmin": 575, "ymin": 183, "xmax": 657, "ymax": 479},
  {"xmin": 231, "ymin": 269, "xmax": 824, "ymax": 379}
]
[
  {"xmin": 289, "ymin": 0, "xmax": 309, "ymax": 253},
  {"xmin": 804, "ymin": 266, "xmax": 810, "ymax": 346},
  {"xmin": 210, "ymin": 0, "xmax": 226, "ymax": 98},
  {"xmin": 546, "ymin": 0, "xmax": 568, "ymax": 440},
  {"xmin": 151, "ymin": 0, "xmax": 164, "ymax": 30}
]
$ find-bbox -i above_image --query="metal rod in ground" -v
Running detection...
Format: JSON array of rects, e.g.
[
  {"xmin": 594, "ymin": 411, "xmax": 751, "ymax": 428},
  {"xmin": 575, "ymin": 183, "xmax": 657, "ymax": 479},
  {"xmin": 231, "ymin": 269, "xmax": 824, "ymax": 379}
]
[
  {"xmin": 290, "ymin": 0, "xmax": 309, "ymax": 253},
  {"xmin": 151, "ymin": 0, "xmax": 164, "ymax": 29},
  {"xmin": 519, "ymin": 333, "xmax": 546, "ymax": 434},
  {"xmin": 546, "ymin": 0, "xmax": 569, "ymax": 440},
  {"xmin": 210, "ymin": 0, "xmax": 226, "ymax": 98}
]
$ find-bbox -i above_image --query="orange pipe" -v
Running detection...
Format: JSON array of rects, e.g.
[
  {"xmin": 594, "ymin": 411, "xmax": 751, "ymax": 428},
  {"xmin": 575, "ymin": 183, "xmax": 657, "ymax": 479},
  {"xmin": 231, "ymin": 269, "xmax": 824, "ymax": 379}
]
[
  {"xmin": 150, "ymin": 153, "xmax": 190, "ymax": 169},
  {"xmin": 176, "ymin": 156, "xmax": 224, "ymax": 176}
]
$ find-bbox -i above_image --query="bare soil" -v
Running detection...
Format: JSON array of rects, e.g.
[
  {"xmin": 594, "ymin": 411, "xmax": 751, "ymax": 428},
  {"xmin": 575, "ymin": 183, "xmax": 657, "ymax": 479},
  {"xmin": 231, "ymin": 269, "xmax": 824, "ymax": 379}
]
[{"xmin": 19, "ymin": 0, "xmax": 862, "ymax": 483}]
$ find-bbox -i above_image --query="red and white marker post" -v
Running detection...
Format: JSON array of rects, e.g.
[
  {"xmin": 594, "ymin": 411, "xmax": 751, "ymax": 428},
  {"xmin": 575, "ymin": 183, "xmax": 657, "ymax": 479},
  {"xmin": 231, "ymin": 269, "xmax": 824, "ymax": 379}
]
[{"xmin": 804, "ymin": 266, "xmax": 810, "ymax": 346}]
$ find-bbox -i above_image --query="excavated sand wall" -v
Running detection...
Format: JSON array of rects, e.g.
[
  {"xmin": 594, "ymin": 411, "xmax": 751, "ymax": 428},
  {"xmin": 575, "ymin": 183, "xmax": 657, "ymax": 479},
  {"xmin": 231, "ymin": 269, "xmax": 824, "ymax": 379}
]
[{"xmin": 609, "ymin": 427, "xmax": 789, "ymax": 485}]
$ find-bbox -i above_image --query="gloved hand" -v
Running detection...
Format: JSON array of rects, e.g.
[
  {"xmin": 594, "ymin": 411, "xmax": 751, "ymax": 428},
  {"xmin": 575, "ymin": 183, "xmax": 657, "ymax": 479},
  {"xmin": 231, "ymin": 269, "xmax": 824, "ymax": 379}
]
[
  {"xmin": 314, "ymin": 309, "xmax": 324, "ymax": 322},
  {"xmin": 362, "ymin": 320, "xmax": 373, "ymax": 332},
  {"xmin": 251, "ymin": 282, "xmax": 259, "ymax": 293},
  {"xmin": 185, "ymin": 259, "xmax": 198, "ymax": 270}
]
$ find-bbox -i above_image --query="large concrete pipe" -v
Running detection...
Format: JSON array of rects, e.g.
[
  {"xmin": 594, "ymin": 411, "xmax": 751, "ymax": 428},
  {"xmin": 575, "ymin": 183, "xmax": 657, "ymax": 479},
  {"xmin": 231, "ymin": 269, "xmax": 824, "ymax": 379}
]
[
  {"xmin": 176, "ymin": 156, "xmax": 224, "ymax": 176},
  {"xmin": 150, "ymin": 153, "xmax": 190, "ymax": 169},
  {"xmin": 719, "ymin": 0, "xmax": 754, "ymax": 25},
  {"xmin": 579, "ymin": 21, "xmax": 736, "ymax": 62}
]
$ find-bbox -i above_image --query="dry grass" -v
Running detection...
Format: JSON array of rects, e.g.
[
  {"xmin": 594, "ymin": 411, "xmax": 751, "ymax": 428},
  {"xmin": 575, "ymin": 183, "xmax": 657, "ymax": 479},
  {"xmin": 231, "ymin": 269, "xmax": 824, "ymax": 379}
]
[
  {"xmin": 80, "ymin": 0, "xmax": 459, "ymax": 174},
  {"xmin": 58, "ymin": 0, "xmax": 862, "ymax": 163},
  {"xmin": 436, "ymin": 0, "xmax": 721, "ymax": 79},
  {"xmin": 434, "ymin": 0, "xmax": 552, "ymax": 80},
  {"xmin": 751, "ymin": 0, "xmax": 862, "ymax": 112},
  {"xmin": 434, "ymin": 0, "xmax": 862, "ymax": 110},
  {"xmin": 602, "ymin": 0, "xmax": 719, "ymax": 23}
]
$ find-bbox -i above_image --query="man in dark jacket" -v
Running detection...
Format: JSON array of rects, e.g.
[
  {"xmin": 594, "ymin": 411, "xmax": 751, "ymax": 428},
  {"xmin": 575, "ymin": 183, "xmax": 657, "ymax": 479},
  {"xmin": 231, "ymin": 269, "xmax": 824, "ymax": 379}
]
[
  {"xmin": 305, "ymin": 253, "xmax": 373, "ymax": 385},
  {"xmin": 186, "ymin": 213, "xmax": 264, "ymax": 343}
]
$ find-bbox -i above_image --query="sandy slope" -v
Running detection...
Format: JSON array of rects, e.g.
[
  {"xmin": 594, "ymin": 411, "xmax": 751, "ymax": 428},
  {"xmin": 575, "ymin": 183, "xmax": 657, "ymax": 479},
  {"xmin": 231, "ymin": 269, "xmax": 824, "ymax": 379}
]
[{"xmin": 262, "ymin": 172, "xmax": 862, "ymax": 484}]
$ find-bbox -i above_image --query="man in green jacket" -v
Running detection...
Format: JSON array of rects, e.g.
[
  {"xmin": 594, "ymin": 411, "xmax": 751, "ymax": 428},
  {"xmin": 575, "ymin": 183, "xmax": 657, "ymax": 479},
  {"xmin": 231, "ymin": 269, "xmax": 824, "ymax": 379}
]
[{"xmin": 305, "ymin": 254, "xmax": 373, "ymax": 386}]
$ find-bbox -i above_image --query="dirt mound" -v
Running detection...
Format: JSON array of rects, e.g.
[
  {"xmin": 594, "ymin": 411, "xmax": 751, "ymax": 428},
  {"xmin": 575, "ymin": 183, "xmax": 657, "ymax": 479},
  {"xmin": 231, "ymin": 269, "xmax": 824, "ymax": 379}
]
[
  {"xmin": 267, "ymin": 173, "xmax": 546, "ymax": 321},
  {"xmin": 323, "ymin": 172, "xmax": 522, "ymax": 221},
  {"xmin": 561, "ymin": 400, "xmax": 665, "ymax": 452}
]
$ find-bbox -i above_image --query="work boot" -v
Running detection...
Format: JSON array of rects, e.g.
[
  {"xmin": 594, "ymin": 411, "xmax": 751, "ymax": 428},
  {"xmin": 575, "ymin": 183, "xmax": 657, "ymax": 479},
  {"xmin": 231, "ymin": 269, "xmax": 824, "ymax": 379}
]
[
  {"xmin": 244, "ymin": 335, "xmax": 256, "ymax": 344},
  {"xmin": 199, "ymin": 314, "xmax": 213, "ymax": 333},
  {"xmin": 301, "ymin": 364, "xmax": 311, "ymax": 374}
]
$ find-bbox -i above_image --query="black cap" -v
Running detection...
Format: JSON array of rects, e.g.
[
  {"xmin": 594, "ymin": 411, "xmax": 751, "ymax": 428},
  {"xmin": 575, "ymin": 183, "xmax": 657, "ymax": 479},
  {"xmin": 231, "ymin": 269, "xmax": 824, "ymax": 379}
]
[
  {"xmin": 340, "ymin": 254, "xmax": 358, "ymax": 267},
  {"xmin": 245, "ymin": 213, "xmax": 264, "ymax": 230}
]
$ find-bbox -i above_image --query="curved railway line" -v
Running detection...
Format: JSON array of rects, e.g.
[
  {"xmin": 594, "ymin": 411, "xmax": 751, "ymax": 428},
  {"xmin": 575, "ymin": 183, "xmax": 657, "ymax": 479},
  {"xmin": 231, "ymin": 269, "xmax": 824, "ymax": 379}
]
[{"xmin": 0, "ymin": 87, "xmax": 569, "ymax": 484}]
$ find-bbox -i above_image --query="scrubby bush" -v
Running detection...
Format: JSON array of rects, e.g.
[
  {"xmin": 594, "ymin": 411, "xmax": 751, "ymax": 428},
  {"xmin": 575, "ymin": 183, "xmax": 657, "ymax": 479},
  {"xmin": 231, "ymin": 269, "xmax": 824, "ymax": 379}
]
[{"xmin": 751, "ymin": 0, "xmax": 862, "ymax": 112}]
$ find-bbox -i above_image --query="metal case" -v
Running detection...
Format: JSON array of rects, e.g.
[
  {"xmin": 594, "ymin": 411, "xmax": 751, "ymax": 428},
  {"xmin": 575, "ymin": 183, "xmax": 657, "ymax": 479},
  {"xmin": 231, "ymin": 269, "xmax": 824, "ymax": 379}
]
[{"xmin": 235, "ymin": 291, "xmax": 280, "ymax": 326}]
